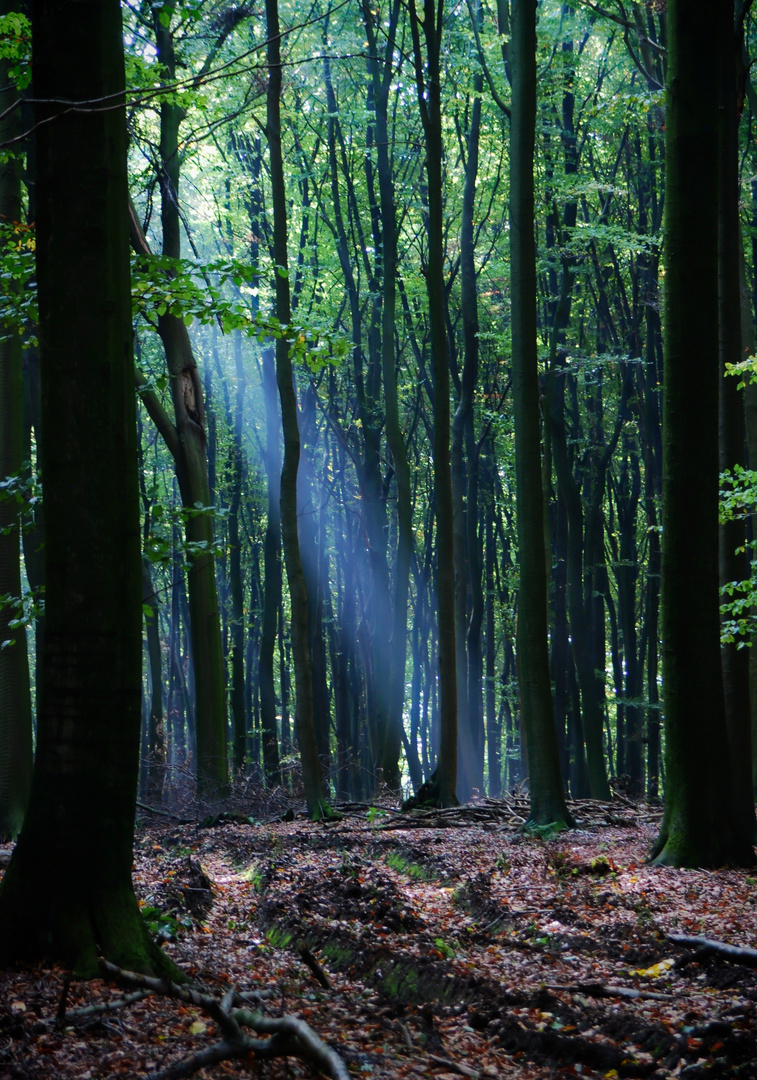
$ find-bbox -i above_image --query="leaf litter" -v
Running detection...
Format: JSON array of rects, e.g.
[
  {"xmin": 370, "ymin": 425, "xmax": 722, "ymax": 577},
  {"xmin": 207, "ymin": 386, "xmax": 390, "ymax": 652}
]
[{"xmin": 2, "ymin": 799, "xmax": 757, "ymax": 1079}]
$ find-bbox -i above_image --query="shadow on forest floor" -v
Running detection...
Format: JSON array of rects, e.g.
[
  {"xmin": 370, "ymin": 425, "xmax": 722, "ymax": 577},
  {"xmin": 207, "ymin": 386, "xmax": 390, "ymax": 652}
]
[{"xmin": 2, "ymin": 798, "xmax": 757, "ymax": 1079}]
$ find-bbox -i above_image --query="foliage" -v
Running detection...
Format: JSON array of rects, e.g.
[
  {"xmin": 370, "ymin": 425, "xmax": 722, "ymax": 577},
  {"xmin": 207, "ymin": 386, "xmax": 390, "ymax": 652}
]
[
  {"xmin": 132, "ymin": 253, "xmax": 348, "ymax": 371},
  {"xmin": 0, "ymin": 10, "xmax": 31, "ymax": 91},
  {"xmin": 0, "ymin": 223, "xmax": 36, "ymax": 340}
]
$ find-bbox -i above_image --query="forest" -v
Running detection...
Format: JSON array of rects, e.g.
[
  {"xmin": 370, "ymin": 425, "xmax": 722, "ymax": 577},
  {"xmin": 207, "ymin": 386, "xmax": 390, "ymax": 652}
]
[{"xmin": 3, "ymin": 0, "xmax": 757, "ymax": 1077}]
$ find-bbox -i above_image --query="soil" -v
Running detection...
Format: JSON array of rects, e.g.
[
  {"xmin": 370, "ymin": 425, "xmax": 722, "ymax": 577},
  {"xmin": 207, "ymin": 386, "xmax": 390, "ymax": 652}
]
[{"xmin": 2, "ymin": 798, "xmax": 757, "ymax": 1079}]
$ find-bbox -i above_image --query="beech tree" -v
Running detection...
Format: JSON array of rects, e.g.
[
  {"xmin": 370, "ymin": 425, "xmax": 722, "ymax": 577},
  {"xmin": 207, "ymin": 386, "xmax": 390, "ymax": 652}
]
[
  {"xmin": 510, "ymin": 0, "xmax": 572, "ymax": 827},
  {"xmin": 265, "ymin": 0, "xmax": 329, "ymax": 819},
  {"xmin": 0, "ymin": 0, "xmax": 170, "ymax": 974},
  {"xmin": 650, "ymin": 0, "xmax": 754, "ymax": 867},
  {"xmin": 406, "ymin": 0, "xmax": 459, "ymax": 808}
]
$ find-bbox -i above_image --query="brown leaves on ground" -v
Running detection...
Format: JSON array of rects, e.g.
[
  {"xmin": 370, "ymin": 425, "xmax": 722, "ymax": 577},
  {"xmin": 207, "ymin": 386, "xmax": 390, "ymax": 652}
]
[{"xmin": 2, "ymin": 799, "xmax": 757, "ymax": 1080}]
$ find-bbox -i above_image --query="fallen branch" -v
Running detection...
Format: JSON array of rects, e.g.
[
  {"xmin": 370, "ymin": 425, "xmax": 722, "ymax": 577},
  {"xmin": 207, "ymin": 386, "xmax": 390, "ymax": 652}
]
[
  {"xmin": 136, "ymin": 801, "xmax": 194, "ymax": 823},
  {"xmin": 98, "ymin": 959, "xmax": 350, "ymax": 1080},
  {"xmin": 668, "ymin": 934, "xmax": 757, "ymax": 968},
  {"xmin": 546, "ymin": 981, "xmax": 672, "ymax": 1001},
  {"xmin": 428, "ymin": 1052, "xmax": 501, "ymax": 1078}
]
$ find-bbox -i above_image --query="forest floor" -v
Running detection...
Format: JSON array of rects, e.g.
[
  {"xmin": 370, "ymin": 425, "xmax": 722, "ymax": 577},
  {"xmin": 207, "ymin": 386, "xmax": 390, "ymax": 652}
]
[{"xmin": 2, "ymin": 795, "xmax": 757, "ymax": 1080}]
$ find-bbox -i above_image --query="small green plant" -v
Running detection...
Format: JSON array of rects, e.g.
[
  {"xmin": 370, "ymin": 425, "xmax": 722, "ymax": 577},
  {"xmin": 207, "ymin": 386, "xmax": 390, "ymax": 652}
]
[
  {"xmin": 241, "ymin": 862, "xmax": 268, "ymax": 893},
  {"xmin": 366, "ymin": 806, "xmax": 387, "ymax": 824},
  {"xmin": 265, "ymin": 926, "xmax": 293, "ymax": 950},
  {"xmin": 635, "ymin": 900, "xmax": 654, "ymax": 927},
  {"xmin": 495, "ymin": 852, "xmax": 511, "ymax": 873},
  {"xmin": 433, "ymin": 937, "xmax": 456, "ymax": 960},
  {"xmin": 386, "ymin": 851, "xmax": 428, "ymax": 880},
  {"xmin": 521, "ymin": 819, "xmax": 569, "ymax": 841},
  {"xmin": 588, "ymin": 854, "xmax": 612, "ymax": 876},
  {"xmin": 140, "ymin": 905, "xmax": 188, "ymax": 941}
]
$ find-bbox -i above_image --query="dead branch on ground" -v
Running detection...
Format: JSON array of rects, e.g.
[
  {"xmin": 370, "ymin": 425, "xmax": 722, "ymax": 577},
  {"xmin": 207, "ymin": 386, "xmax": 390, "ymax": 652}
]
[
  {"xmin": 98, "ymin": 958, "xmax": 350, "ymax": 1080},
  {"xmin": 546, "ymin": 981, "xmax": 672, "ymax": 1001},
  {"xmin": 668, "ymin": 934, "xmax": 757, "ymax": 968}
]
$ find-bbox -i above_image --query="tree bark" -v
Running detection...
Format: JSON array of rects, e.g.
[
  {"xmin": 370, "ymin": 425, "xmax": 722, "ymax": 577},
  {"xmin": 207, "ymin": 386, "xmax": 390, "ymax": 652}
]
[
  {"xmin": 408, "ymin": 0, "xmax": 458, "ymax": 808},
  {"xmin": 510, "ymin": 0, "xmax": 572, "ymax": 827},
  {"xmin": 717, "ymin": 0, "xmax": 753, "ymax": 846},
  {"xmin": 265, "ymin": 0, "xmax": 328, "ymax": 818},
  {"xmin": 0, "ymin": 0, "xmax": 172, "ymax": 975},
  {"xmin": 651, "ymin": 0, "xmax": 754, "ymax": 867},
  {"xmin": 363, "ymin": 0, "xmax": 410, "ymax": 793}
]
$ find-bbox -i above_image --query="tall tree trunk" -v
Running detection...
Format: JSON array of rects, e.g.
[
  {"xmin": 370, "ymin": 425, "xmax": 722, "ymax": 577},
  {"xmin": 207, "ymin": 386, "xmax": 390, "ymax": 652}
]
[
  {"xmin": 651, "ymin": 0, "xmax": 754, "ymax": 867},
  {"xmin": 228, "ymin": 333, "xmax": 247, "ymax": 773},
  {"xmin": 363, "ymin": 0, "xmax": 410, "ymax": 793},
  {"xmin": 141, "ymin": 556, "xmax": 165, "ymax": 803},
  {"xmin": 128, "ymin": 3, "xmax": 230, "ymax": 797},
  {"xmin": 259, "ymin": 346, "xmax": 282, "ymax": 784},
  {"xmin": 452, "ymin": 11, "xmax": 485, "ymax": 799},
  {"xmin": 718, "ymin": 1, "xmax": 753, "ymax": 840},
  {"xmin": 0, "ymin": 12, "xmax": 33, "ymax": 841},
  {"xmin": 407, "ymin": 0, "xmax": 458, "ymax": 807},
  {"xmin": 549, "ymin": 360, "xmax": 610, "ymax": 799},
  {"xmin": 510, "ymin": 0, "xmax": 572, "ymax": 827},
  {"xmin": 0, "ymin": 0, "xmax": 171, "ymax": 975},
  {"xmin": 265, "ymin": 0, "xmax": 328, "ymax": 818}
]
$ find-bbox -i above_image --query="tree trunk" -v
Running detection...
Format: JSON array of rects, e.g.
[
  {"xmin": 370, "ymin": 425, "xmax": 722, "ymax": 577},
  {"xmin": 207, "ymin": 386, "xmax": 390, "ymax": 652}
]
[
  {"xmin": 0, "ymin": 12, "xmax": 33, "ymax": 841},
  {"xmin": 510, "ymin": 0, "xmax": 572, "ymax": 827},
  {"xmin": 259, "ymin": 347, "xmax": 283, "ymax": 784},
  {"xmin": 408, "ymin": 0, "xmax": 458, "ymax": 808},
  {"xmin": 651, "ymin": 0, "xmax": 754, "ymax": 867},
  {"xmin": 363, "ymin": 0, "xmax": 410, "ymax": 793},
  {"xmin": 141, "ymin": 557, "xmax": 165, "ymax": 804},
  {"xmin": 718, "ymin": 2, "xmax": 753, "ymax": 843},
  {"xmin": 0, "ymin": 0, "xmax": 171, "ymax": 975},
  {"xmin": 452, "ymin": 15, "xmax": 485, "ymax": 799},
  {"xmin": 265, "ymin": 0, "xmax": 328, "ymax": 818}
]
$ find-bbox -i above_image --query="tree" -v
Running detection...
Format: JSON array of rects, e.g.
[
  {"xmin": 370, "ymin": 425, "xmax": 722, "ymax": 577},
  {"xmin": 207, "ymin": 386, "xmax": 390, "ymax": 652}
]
[
  {"xmin": 717, "ymin": 0, "xmax": 754, "ymax": 847},
  {"xmin": 265, "ymin": 0, "xmax": 329, "ymax": 819},
  {"xmin": 510, "ymin": 0, "xmax": 573, "ymax": 827},
  {"xmin": 407, "ymin": 0, "xmax": 458, "ymax": 808},
  {"xmin": 650, "ymin": 0, "xmax": 754, "ymax": 868},
  {"xmin": 127, "ymin": 0, "xmax": 239, "ymax": 798},
  {"xmin": 0, "ymin": 0, "xmax": 170, "ymax": 975},
  {"xmin": 0, "ymin": 0, "xmax": 32, "ymax": 841}
]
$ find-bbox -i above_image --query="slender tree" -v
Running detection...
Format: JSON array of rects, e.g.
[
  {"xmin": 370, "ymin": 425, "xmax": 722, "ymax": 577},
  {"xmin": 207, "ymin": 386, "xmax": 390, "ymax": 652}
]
[
  {"xmin": 363, "ymin": 0, "xmax": 412, "ymax": 791},
  {"xmin": 265, "ymin": 0, "xmax": 329, "ymax": 818},
  {"xmin": 406, "ymin": 0, "xmax": 458, "ymax": 808},
  {"xmin": 510, "ymin": 0, "xmax": 572, "ymax": 827},
  {"xmin": 0, "ymin": 0, "xmax": 33, "ymax": 841}
]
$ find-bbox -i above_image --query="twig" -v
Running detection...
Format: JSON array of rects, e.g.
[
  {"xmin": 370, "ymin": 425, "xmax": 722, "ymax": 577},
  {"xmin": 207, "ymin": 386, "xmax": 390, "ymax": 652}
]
[
  {"xmin": 136, "ymin": 800, "xmax": 194, "ymax": 823},
  {"xmin": 37, "ymin": 988, "xmax": 152, "ymax": 1032},
  {"xmin": 297, "ymin": 940, "xmax": 332, "ymax": 989},
  {"xmin": 668, "ymin": 934, "xmax": 757, "ymax": 968},
  {"xmin": 428, "ymin": 1053, "xmax": 501, "ymax": 1078},
  {"xmin": 546, "ymin": 981, "xmax": 672, "ymax": 1001},
  {"xmin": 98, "ymin": 959, "xmax": 350, "ymax": 1080}
]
